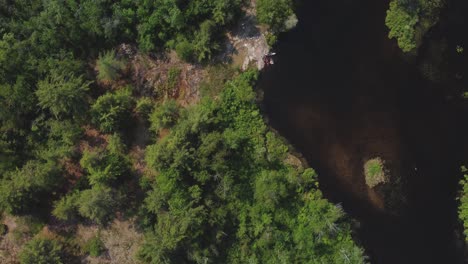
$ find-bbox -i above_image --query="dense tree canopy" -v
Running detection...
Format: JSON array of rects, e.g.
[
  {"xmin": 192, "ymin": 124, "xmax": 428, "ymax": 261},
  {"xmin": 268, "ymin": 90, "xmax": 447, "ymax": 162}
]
[
  {"xmin": 139, "ymin": 72, "xmax": 365, "ymax": 263},
  {"xmin": 0, "ymin": 1, "xmax": 370, "ymax": 263}
]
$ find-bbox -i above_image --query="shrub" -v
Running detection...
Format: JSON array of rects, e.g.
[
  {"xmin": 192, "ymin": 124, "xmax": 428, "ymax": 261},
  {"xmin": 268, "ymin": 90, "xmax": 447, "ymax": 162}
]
[
  {"xmin": 80, "ymin": 148, "xmax": 130, "ymax": 186},
  {"xmin": 149, "ymin": 100, "xmax": 180, "ymax": 133},
  {"xmin": 19, "ymin": 237, "xmax": 63, "ymax": 264},
  {"xmin": 80, "ymin": 134, "xmax": 130, "ymax": 186},
  {"xmin": 176, "ymin": 40, "xmax": 195, "ymax": 61},
  {"xmin": 459, "ymin": 166, "xmax": 468, "ymax": 241},
  {"xmin": 52, "ymin": 192, "xmax": 80, "ymax": 221},
  {"xmin": 385, "ymin": 1, "xmax": 418, "ymax": 52},
  {"xmin": 0, "ymin": 160, "xmax": 60, "ymax": 215},
  {"xmin": 96, "ymin": 50, "xmax": 126, "ymax": 82},
  {"xmin": 385, "ymin": 0, "xmax": 444, "ymax": 52},
  {"xmin": 90, "ymin": 88, "xmax": 134, "ymax": 133},
  {"xmin": 257, "ymin": 0, "xmax": 294, "ymax": 32},
  {"xmin": 77, "ymin": 187, "xmax": 118, "ymax": 225},
  {"xmin": 364, "ymin": 157, "xmax": 388, "ymax": 188},
  {"xmin": 84, "ymin": 234, "xmax": 105, "ymax": 257},
  {"xmin": 0, "ymin": 223, "xmax": 7, "ymax": 235},
  {"xmin": 36, "ymin": 70, "xmax": 91, "ymax": 118},
  {"xmin": 135, "ymin": 97, "xmax": 154, "ymax": 118}
]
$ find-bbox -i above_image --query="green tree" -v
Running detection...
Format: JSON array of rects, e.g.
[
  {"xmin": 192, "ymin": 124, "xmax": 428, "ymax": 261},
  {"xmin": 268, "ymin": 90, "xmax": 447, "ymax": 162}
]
[
  {"xmin": 385, "ymin": 0, "xmax": 444, "ymax": 52},
  {"xmin": 52, "ymin": 192, "xmax": 80, "ymax": 221},
  {"xmin": 91, "ymin": 88, "xmax": 134, "ymax": 133},
  {"xmin": 0, "ymin": 160, "xmax": 61, "ymax": 215},
  {"xmin": 77, "ymin": 186, "xmax": 119, "ymax": 225},
  {"xmin": 257, "ymin": 0, "xmax": 295, "ymax": 32},
  {"xmin": 385, "ymin": 0, "xmax": 419, "ymax": 52},
  {"xmin": 19, "ymin": 237, "xmax": 63, "ymax": 264},
  {"xmin": 36, "ymin": 70, "xmax": 91, "ymax": 118},
  {"xmin": 80, "ymin": 134, "xmax": 130, "ymax": 186},
  {"xmin": 192, "ymin": 20, "xmax": 218, "ymax": 62},
  {"xmin": 149, "ymin": 99, "xmax": 180, "ymax": 133}
]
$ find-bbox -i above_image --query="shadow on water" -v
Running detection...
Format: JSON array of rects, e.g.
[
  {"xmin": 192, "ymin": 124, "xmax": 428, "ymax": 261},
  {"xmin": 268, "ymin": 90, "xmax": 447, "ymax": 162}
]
[{"xmin": 260, "ymin": 0, "xmax": 468, "ymax": 263}]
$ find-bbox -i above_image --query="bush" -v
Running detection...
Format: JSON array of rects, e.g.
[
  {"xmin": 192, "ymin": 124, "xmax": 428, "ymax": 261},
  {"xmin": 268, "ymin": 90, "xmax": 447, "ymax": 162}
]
[
  {"xmin": 90, "ymin": 88, "xmax": 134, "ymax": 133},
  {"xmin": 0, "ymin": 223, "xmax": 7, "ymax": 235},
  {"xmin": 176, "ymin": 39, "xmax": 195, "ymax": 61},
  {"xmin": 80, "ymin": 148, "xmax": 130, "ymax": 186},
  {"xmin": 52, "ymin": 192, "xmax": 80, "ymax": 221},
  {"xmin": 80, "ymin": 134, "xmax": 131, "ymax": 186},
  {"xmin": 257, "ymin": 0, "xmax": 294, "ymax": 32},
  {"xmin": 385, "ymin": 1, "xmax": 418, "ymax": 52},
  {"xmin": 385, "ymin": 0, "xmax": 444, "ymax": 52},
  {"xmin": 84, "ymin": 234, "xmax": 105, "ymax": 257},
  {"xmin": 459, "ymin": 166, "xmax": 468, "ymax": 241},
  {"xmin": 96, "ymin": 50, "xmax": 126, "ymax": 82},
  {"xmin": 0, "ymin": 160, "xmax": 60, "ymax": 215},
  {"xmin": 135, "ymin": 97, "xmax": 154, "ymax": 118},
  {"xmin": 149, "ymin": 100, "xmax": 180, "ymax": 133},
  {"xmin": 36, "ymin": 70, "xmax": 91, "ymax": 118},
  {"xmin": 77, "ymin": 187, "xmax": 118, "ymax": 225},
  {"xmin": 19, "ymin": 237, "xmax": 63, "ymax": 264},
  {"xmin": 364, "ymin": 157, "xmax": 388, "ymax": 188},
  {"xmin": 11, "ymin": 216, "xmax": 46, "ymax": 241}
]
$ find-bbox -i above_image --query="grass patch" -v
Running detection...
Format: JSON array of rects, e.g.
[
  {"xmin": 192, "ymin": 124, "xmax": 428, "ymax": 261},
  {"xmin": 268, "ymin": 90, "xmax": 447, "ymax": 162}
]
[
  {"xmin": 364, "ymin": 157, "xmax": 388, "ymax": 188},
  {"xmin": 167, "ymin": 67, "xmax": 181, "ymax": 91},
  {"xmin": 200, "ymin": 64, "xmax": 238, "ymax": 98}
]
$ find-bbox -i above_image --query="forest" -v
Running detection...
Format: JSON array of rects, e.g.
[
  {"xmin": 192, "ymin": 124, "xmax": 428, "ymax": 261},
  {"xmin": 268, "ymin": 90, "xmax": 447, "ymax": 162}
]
[{"xmin": 0, "ymin": 0, "xmax": 467, "ymax": 263}]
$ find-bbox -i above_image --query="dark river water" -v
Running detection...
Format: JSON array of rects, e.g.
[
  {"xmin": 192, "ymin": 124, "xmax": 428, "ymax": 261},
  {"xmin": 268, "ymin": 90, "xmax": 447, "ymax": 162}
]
[{"xmin": 260, "ymin": 0, "xmax": 468, "ymax": 263}]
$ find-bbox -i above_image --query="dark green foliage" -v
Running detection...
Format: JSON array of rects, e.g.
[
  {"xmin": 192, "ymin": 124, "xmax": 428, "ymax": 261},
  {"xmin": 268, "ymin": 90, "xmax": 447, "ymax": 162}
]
[
  {"xmin": 0, "ymin": 160, "xmax": 61, "ymax": 215},
  {"xmin": 257, "ymin": 0, "xmax": 295, "ymax": 32},
  {"xmin": 54, "ymin": 135, "xmax": 130, "ymax": 225},
  {"xmin": 175, "ymin": 39, "xmax": 195, "ymax": 61},
  {"xmin": 137, "ymin": 0, "xmax": 243, "ymax": 61},
  {"xmin": 385, "ymin": 0, "xmax": 445, "ymax": 52},
  {"xmin": 91, "ymin": 88, "xmax": 134, "ymax": 133},
  {"xmin": 149, "ymin": 99, "xmax": 180, "ymax": 133},
  {"xmin": 96, "ymin": 50, "xmax": 126, "ymax": 82},
  {"xmin": 385, "ymin": 0, "xmax": 419, "ymax": 52},
  {"xmin": 139, "ymin": 72, "xmax": 365, "ymax": 263},
  {"xmin": 36, "ymin": 70, "xmax": 91, "ymax": 118},
  {"xmin": 19, "ymin": 237, "xmax": 64, "ymax": 264},
  {"xmin": 80, "ymin": 147, "xmax": 130, "ymax": 186},
  {"xmin": 77, "ymin": 186, "xmax": 119, "ymax": 225},
  {"xmin": 52, "ymin": 192, "xmax": 80, "ymax": 222},
  {"xmin": 459, "ymin": 166, "xmax": 468, "ymax": 241},
  {"xmin": 79, "ymin": 134, "xmax": 131, "ymax": 186},
  {"xmin": 135, "ymin": 97, "xmax": 154, "ymax": 118},
  {"xmin": 0, "ymin": 223, "xmax": 7, "ymax": 236},
  {"xmin": 84, "ymin": 234, "xmax": 105, "ymax": 257},
  {"xmin": 166, "ymin": 68, "xmax": 181, "ymax": 92}
]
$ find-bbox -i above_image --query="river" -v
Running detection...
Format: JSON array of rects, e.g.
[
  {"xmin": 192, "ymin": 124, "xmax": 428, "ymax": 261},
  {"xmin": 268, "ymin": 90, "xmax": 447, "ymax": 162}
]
[{"xmin": 260, "ymin": 0, "xmax": 468, "ymax": 263}]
